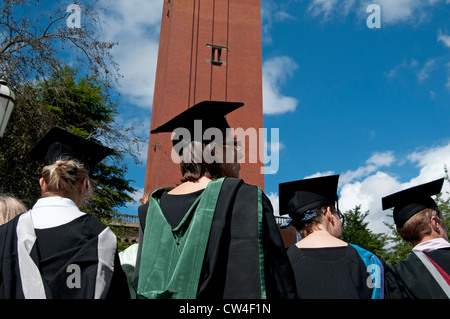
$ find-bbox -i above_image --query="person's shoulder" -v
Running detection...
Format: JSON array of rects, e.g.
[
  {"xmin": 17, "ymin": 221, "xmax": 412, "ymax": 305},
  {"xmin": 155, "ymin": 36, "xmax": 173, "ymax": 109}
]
[
  {"xmin": 77, "ymin": 213, "xmax": 110, "ymax": 234},
  {"xmin": 228, "ymin": 179, "xmax": 268, "ymax": 197},
  {"xmin": 0, "ymin": 212, "xmax": 24, "ymax": 232},
  {"xmin": 228, "ymin": 178, "xmax": 265, "ymax": 193}
]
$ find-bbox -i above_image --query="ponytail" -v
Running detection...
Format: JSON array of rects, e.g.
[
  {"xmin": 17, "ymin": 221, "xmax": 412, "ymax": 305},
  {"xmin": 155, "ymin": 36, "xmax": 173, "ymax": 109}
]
[{"xmin": 41, "ymin": 159, "xmax": 92, "ymax": 199}]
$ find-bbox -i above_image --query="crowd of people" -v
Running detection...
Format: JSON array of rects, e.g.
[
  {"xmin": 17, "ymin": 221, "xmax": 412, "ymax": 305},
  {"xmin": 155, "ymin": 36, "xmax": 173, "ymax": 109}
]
[{"xmin": 0, "ymin": 101, "xmax": 449, "ymax": 299}]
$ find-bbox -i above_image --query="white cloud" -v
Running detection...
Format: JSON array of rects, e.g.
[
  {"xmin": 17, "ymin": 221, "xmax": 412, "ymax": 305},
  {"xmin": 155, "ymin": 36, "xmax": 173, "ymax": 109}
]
[
  {"xmin": 339, "ymin": 143, "xmax": 450, "ymax": 234},
  {"xmin": 366, "ymin": 151, "xmax": 396, "ymax": 167},
  {"xmin": 438, "ymin": 31, "xmax": 450, "ymax": 48},
  {"xmin": 308, "ymin": 0, "xmax": 340, "ymax": 18},
  {"xmin": 261, "ymin": 0, "xmax": 295, "ymax": 44},
  {"xmin": 267, "ymin": 141, "xmax": 285, "ymax": 153},
  {"xmin": 308, "ymin": 0, "xmax": 448, "ymax": 24},
  {"xmin": 340, "ymin": 151, "xmax": 395, "ymax": 185},
  {"xmin": 445, "ymin": 62, "xmax": 450, "ymax": 90},
  {"xmin": 270, "ymin": 144, "xmax": 450, "ymax": 235},
  {"xmin": 304, "ymin": 171, "xmax": 336, "ymax": 179},
  {"xmin": 417, "ymin": 59, "xmax": 436, "ymax": 83},
  {"xmin": 262, "ymin": 56, "xmax": 299, "ymax": 115},
  {"xmin": 340, "ymin": 172, "xmax": 401, "ymax": 234},
  {"xmin": 97, "ymin": 0, "xmax": 162, "ymax": 109},
  {"xmin": 268, "ymin": 192, "xmax": 280, "ymax": 216},
  {"xmin": 385, "ymin": 59, "xmax": 440, "ymax": 85}
]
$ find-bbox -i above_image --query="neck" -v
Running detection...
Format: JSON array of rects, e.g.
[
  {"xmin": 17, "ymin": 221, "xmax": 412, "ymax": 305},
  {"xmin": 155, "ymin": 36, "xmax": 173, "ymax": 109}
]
[
  {"xmin": 296, "ymin": 229, "xmax": 347, "ymax": 248},
  {"xmin": 412, "ymin": 234, "xmax": 446, "ymax": 247},
  {"xmin": 168, "ymin": 176, "xmax": 213, "ymax": 195},
  {"xmin": 42, "ymin": 192, "xmax": 83, "ymax": 208}
]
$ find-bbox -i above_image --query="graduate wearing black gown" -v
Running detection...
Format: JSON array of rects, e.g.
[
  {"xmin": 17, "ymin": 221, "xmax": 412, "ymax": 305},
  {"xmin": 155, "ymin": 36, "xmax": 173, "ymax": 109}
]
[
  {"xmin": 0, "ymin": 127, "xmax": 130, "ymax": 299},
  {"xmin": 279, "ymin": 175, "xmax": 386, "ymax": 299},
  {"xmin": 382, "ymin": 178, "xmax": 450, "ymax": 299},
  {"xmin": 134, "ymin": 101, "xmax": 296, "ymax": 299}
]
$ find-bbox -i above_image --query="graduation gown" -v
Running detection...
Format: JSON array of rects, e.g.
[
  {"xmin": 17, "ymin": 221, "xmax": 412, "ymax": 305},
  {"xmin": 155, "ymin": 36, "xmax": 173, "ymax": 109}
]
[
  {"xmin": 134, "ymin": 177, "xmax": 297, "ymax": 299},
  {"xmin": 287, "ymin": 244, "xmax": 385, "ymax": 299},
  {"xmin": 0, "ymin": 200, "xmax": 130, "ymax": 299},
  {"xmin": 391, "ymin": 247, "xmax": 450, "ymax": 299}
]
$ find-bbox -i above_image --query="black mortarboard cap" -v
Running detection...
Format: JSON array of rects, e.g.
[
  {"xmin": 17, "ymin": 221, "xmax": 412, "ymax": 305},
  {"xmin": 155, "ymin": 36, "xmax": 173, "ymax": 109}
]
[
  {"xmin": 150, "ymin": 100, "xmax": 244, "ymax": 143},
  {"xmin": 382, "ymin": 178, "xmax": 444, "ymax": 227},
  {"xmin": 279, "ymin": 175, "xmax": 340, "ymax": 217},
  {"xmin": 29, "ymin": 127, "xmax": 113, "ymax": 170}
]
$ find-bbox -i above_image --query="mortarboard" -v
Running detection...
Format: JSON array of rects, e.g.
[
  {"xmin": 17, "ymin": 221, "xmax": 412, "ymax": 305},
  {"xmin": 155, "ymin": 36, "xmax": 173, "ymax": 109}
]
[
  {"xmin": 29, "ymin": 127, "xmax": 113, "ymax": 170},
  {"xmin": 150, "ymin": 100, "xmax": 244, "ymax": 144},
  {"xmin": 382, "ymin": 178, "xmax": 444, "ymax": 227},
  {"xmin": 279, "ymin": 175, "xmax": 340, "ymax": 217}
]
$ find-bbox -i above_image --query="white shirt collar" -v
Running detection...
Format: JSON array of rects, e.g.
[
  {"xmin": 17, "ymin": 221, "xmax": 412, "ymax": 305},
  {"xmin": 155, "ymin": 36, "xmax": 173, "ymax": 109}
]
[
  {"xmin": 412, "ymin": 238, "xmax": 450, "ymax": 252},
  {"xmin": 33, "ymin": 196, "xmax": 79, "ymax": 209},
  {"xmin": 31, "ymin": 196, "xmax": 85, "ymax": 229}
]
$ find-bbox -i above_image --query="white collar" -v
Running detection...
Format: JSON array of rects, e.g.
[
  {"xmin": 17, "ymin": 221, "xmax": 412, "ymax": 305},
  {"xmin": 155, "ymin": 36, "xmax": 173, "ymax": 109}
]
[
  {"xmin": 30, "ymin": 196, "xmax": 85, "ymax": 229},
  {"xmin": 412, "ymin": 238, "xmax": 450, "ymax": 252},
  {"xmin": 33, "ymin": 196, "xmax": 79, "ymax": 209}
]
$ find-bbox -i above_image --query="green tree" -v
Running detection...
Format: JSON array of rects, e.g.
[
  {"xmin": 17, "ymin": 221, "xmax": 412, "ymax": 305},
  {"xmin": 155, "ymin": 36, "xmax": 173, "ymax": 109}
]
[
  {"xmin": 435, "ymin": 166, "xmax": 450, "ymax": 240},
  {"xmin": 0, "ymin": 65, "xmax": 138, "ymax": 217},
  {"xmin": 342, "ymin": 206, "xmax": 388, "ymax": 260},
  {"xmin": 382, "ymin": 218, "xmax": 412, "ymax": 264},
  {"xmin": 0, "ymin": 1, "xmax": 143, "ymax": 218}
]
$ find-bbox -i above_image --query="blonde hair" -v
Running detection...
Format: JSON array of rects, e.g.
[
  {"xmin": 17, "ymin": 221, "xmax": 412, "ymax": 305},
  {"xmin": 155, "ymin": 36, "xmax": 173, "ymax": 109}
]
[
  {"xmin": 41, "ymin": 159, "xmax": 92, "ymax": 200},
  {"xmin": 0, "ymin": 195, "xmax": 27, "ymax": 225}
]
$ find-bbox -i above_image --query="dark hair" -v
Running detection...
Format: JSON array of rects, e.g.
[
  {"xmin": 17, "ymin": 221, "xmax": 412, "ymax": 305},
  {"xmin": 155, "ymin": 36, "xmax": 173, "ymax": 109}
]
[
  {"xmin": 178, "ymin": 141, "xmax": 238, "ymax": 182},
  {"xmin": 290, "ymin": 205, "xmax": 341, "ymax": 237},
  {"xmin": 290, "ymin": 206, "xmax": 327, "ymax": 237},
  {"xmin": 174, "ymin": 127, "xmax": 239, "ymax": 182}
]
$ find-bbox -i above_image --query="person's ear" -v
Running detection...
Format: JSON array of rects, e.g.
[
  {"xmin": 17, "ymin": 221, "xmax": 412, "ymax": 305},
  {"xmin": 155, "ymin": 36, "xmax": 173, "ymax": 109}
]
[
  {"xmin": 39, "ymin": 178, "xmax": 47, "ymax": 192},
  {"xmin": 325, "ymin": 207, "xmax": 334, "ymax": 225},
  {"xmin": 430, "ymin": 215, "xmax": 442, "ymax": 234},
  {"xmin": 77, "ymin": 178, "xmax": 87, "ymax": 194}
]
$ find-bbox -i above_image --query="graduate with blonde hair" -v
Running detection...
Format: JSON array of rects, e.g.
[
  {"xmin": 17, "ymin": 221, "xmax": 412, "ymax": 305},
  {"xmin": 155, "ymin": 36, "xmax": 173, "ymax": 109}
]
[{"xmin": 0, "ymin": 127, "xmax": 130, "ymax": 299}]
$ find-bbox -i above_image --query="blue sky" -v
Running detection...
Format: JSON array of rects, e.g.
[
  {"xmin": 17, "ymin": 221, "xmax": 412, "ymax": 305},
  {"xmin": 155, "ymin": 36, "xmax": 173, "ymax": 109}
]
[{"xmin": 43, "ymin": 0, "xmax": 450, "ymax": 234}]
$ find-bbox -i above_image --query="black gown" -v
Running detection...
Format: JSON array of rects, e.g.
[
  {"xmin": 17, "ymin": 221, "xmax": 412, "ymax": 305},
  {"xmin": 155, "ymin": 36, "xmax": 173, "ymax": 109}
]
[
  {"xmin": 390, "ymin": 248, "xmax": 450, "ymax": 299},
  {"xmin": 134, "ymin": 177, "xmax": 297, "ymax": 299},
  {"xmin": 287, "ymin": 244, "xmax": 393, "ymax": 299},
  {"xmin": 0, "ymin": 212, "xmax": 130, "ymax": 299}
]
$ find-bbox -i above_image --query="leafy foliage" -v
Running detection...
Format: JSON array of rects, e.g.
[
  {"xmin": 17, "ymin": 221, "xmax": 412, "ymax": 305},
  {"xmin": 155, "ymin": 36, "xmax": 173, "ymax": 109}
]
[
  {"xmin": 0, "ymin": 65, "xmax": 137, "ymax": 216},
  {"xmin": 0, "ymin": 1, "xmax": 143, "ymax": 218},
  {"xmin": 341, "ymin": 206, "xmax": 388, "ymax": 260}
]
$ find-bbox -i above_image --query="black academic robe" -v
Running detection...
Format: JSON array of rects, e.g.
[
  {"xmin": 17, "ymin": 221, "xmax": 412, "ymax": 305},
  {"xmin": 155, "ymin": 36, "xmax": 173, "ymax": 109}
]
[
  {"xmin": 287, "ymin": 245, "xmax": 380, "ymax": 299},
  {"xmin": 391, "ymin": 248, "xmax": 450, "ymax": 299},
  {"xmin": 0, "ymin": 212, "xmax": 130, "ymax": 299},
  {"xmin": 134, "ymin": 177, "xmax": 297, "ymax": 299}
]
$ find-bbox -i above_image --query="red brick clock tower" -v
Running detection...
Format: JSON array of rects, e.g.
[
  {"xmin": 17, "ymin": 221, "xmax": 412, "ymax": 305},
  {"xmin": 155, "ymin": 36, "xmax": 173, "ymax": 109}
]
[{"xmin": 144, "ymin": 0, "xmax": 264, "ymax": 195}]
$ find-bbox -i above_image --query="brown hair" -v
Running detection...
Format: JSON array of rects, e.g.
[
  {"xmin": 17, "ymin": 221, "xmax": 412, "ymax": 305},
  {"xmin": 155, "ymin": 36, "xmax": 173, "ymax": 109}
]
[
  {"xmin": 41, "ymin": 159, "xmax": 92, "ymax": 199},
  {"xmin": 397, "ymin": 208, "xmax": 442, "ymax": 243},
  {"xmin": 0, "ymin": 195, "xmax": 27, "ymax": 225},
  {"xmin": 290, "ymin": 206, "xmax": 331, "ymax": 238},
  {"xmin": 177, "ymin": 136, "xmax": 239, "ymax": 183}
]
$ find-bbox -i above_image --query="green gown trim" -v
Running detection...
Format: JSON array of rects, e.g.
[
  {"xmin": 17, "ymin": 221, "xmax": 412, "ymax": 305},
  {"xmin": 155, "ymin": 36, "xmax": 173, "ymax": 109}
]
[
  {"xmin": 257, "ymin": 186, "xmax": 267, "ymax": 299},
  {"xmin": 136, "ymin": 177, "xmax": 225, "ymax": 299}
]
